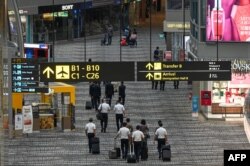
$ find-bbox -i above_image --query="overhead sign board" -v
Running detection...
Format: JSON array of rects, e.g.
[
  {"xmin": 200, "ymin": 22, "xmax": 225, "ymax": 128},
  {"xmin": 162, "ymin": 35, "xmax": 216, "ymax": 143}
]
[
  {"xmin": 12, "ymin": 58, "xmax": 48, "ymax": 93},
  {"xmin": 137, "ymin": 61, "xmax": 231, "ymax": 81},
  {"xmin": 40, "ymin": 62, "xmax": 135, "ymax": 82}
]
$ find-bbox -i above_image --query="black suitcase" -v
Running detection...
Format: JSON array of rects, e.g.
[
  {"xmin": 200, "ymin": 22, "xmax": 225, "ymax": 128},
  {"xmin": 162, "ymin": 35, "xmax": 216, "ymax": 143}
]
[
  {"xmin": 162, "ymin": 144, "xmax": 171, "ymax": 161},
  {"xmin": 127, "ymin": 144, "xmax": 136, "ymax": 163},
  {"xmin": 109, "ymin": 149, "xmax": 117, "ymax": 159},
  {"xmin": 116, "ymin": 147, "xmax": 121, "ymax": 158},
  {"xmin": 92, "ymin": 137, "xmax": 100, "ymax": 154},
  {"xmin": 85, "ymin": 101, "xmax": 92, "ymax": 110},
  {"xmin": 109, "ymin": 139, "xmax": 119, "ymax": 159},
  {"xmin": 141, "ymin": 142, "xmax": 148, "ymax": 160}
]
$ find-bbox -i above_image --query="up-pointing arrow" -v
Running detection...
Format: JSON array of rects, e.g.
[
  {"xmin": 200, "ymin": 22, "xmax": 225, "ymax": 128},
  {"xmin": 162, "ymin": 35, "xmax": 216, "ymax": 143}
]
[
  {"xmin": 146, "ymin": 73, "xmax": 154, "ymax": 80},
  {"xmin": 43, "ymin": 67, "xmax": 54, "ymax": 78},
  {"xmin": 146, "ymin": 63, "xmax": 154, "ymax": 70}
]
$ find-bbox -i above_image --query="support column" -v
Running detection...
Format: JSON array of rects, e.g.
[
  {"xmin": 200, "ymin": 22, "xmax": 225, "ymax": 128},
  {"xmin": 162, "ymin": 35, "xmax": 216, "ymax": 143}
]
[{"xmin": 0, "ymin": 0, "xmax": 7, "ymax": 164}]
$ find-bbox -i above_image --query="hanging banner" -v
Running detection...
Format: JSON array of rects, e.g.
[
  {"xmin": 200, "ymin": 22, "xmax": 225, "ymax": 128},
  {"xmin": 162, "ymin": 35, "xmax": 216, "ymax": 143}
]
[
  {"xmin": 22, "ymin": 105, "xmax": 33, "ymax": 133},
  {"xmin": 15, "ymin": 114, "xmax": 23, "ymax": 130},
  {"xmin": 201, "ymin": 90, "xmax": 212, "ymax": 106}
]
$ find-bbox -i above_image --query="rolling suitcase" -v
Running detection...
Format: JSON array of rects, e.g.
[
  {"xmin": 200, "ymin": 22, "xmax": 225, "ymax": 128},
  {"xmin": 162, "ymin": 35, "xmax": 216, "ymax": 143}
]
[
  {"xmin": 91, "ymin": 137, "xmax": 100, "ymax": 154},
  {"xmin": 162, "ymin": 144, "xmax": 171, "ymax": 161},
  {"xmin": 85, "ymin": 101, "xmax": 92, "ymax": 110},
  {"xmin": 127, "ymin": 144, "xmax": 136, "ymax": 163},
  {"xmin": 109, "ymin": 139, "xmax": 119, "ymax": 159},
  {"xmin": 116, "ymin": 147, "xmax": 121, "ymax": 158}
]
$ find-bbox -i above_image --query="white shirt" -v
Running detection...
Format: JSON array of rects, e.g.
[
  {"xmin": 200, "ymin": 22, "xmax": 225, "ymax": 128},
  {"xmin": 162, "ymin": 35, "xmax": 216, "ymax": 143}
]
[
  {"xmin": 114, "ymin": 103, "xmax": 125, "ymax": 114},
  {"xmin": 155, "ymin": 127, "xmax": 167, "ymax": 139},
  {"xmin": 132, "ymin": 130, "xmax": 144, "ymax": 142},
  {"xmin": 117, "ymin": 127, "xmax": 130, "ymax": 139},
  {"xmin": 85, "ymin": 122, "xmax": 96, "ymax": 134},
  {"xmin": 98, "ymin": 102, "xmax": 110, "ymax": 113}
]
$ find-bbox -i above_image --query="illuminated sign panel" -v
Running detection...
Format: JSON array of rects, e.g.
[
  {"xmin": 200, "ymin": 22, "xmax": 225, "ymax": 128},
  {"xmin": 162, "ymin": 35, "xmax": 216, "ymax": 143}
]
[
  {"xmin": 137, "ymin": 61, "xmax": 231, "ymax": 81},
  {"xmin": 163, "ymin": 21, "xmax": 190, "ymax": 32},
  {"xmin": 12, "ymin": 58, "xmax": 48, "ymax": 93},
  {"xmin": 40, "ymin": 62, "xmax": 135, "ymax": 82},
  {"xmin": 206, "ymin": 0, "xmax": 250, "ymax": 42}
]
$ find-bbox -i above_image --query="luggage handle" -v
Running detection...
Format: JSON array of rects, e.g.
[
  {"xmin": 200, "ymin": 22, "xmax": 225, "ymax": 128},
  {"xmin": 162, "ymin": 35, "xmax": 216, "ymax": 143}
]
[
  {"xmin": 129, "ymin": 143, "xmax": 134, "ymax": 155},
  {"xmin": 114, "ymin": 138, "xmax": 117, "ymax": 149}
]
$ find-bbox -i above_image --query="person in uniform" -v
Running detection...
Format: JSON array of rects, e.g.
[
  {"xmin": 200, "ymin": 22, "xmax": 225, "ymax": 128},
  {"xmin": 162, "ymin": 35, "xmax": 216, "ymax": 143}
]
[{"xmin": 85, "ymin": 118, "xmax": 96, "ymax": 153}]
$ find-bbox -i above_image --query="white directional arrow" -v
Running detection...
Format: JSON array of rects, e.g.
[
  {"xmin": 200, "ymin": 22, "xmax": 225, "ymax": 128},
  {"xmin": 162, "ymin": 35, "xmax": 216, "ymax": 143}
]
[
  {"xmin": 146, "ymin": 63, "xmax": 154, "ymax": 70},
  {"xmin": 43, "ymin": 67, "xmax": 54, "ymax": 79},
  {"xmin": 146, "ymin": 73, "xmax": 154, "ymax": 80}
]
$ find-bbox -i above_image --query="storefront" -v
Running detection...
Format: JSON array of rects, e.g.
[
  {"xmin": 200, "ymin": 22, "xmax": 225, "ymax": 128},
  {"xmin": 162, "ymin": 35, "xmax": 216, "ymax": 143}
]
[
  {"xmin": 201, "ymin": 59, "xmax": 250, "ymax": 119},
  {"xmin": 163, "ymin": 20, "xmax": 190, "ymax": 61},
  {"xmin": 36, "ymin": 1, "xmax": 121, "ymax": 42}
]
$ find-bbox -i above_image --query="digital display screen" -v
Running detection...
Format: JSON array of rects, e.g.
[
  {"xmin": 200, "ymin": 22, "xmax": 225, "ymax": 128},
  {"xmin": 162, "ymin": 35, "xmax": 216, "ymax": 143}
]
[{"xmin": 206, "ymin": 0, "xmax": 250, "ymax": 42}]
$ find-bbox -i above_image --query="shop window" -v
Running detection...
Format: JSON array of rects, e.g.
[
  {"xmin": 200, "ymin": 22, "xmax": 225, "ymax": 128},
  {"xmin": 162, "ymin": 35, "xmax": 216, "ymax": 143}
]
[
  {"xmin": 184, "ymin": 0, "xmax": 190, "ymax": 9},
  {"xmin": 200, "ymin": 28, "xmax": 206, "ymax": 42},
  {"xmin": 191, "ymin": 1, "xmax": 198, "ymax": 24},
  {"xmin": 200, "ymin": 0, "xmax": 206, "ymax": 26},
  {"xmin": 168, "ymin": 0, "xmax": 182, "ymax": 9}
]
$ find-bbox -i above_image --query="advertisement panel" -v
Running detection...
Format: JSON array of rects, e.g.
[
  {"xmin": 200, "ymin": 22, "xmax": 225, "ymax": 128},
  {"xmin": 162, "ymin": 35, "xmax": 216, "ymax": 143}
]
[
  {"xmin": 15, "ymin": 114, "xmax": 23, "ymax": 130},
  {"xmin": 201, "ymin": 91, "xmax": 212, "ymax": 106},
  {"xmin": 22, "ymin": 105, "xmax": 33, "ymax": 133},
  {"xmin": 206, "ymin": 0, "xmax": 250, "ymax": 42}
]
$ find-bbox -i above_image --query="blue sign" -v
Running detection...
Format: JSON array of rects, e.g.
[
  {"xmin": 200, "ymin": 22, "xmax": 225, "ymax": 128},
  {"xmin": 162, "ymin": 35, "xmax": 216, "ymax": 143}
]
[{"xmin": 192, "ymin": 96, "xmax": 199, "ymax": 113}]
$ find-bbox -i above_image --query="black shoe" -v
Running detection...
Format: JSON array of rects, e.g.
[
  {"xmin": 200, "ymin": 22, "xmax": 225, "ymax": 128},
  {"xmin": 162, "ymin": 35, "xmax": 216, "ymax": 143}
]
[{"xmin": 101, "ymin": 128, "xmax": 103, "ymax": 132}]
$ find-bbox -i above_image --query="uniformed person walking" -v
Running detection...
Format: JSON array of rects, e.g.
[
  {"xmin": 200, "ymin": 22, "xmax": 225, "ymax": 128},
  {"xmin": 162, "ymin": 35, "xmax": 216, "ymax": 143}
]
[{"xmin": 85, "ymin": 118, "xmax": 96, "ymax": 153}]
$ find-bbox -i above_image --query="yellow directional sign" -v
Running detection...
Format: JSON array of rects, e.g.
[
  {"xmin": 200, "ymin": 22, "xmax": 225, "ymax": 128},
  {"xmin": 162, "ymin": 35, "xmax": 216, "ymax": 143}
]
[
  {"xmin": 146, "ymin": 73, "xmax": 153, "ymax": 80},
  {"xmin": 154, "ymin": 62, "xmax": 162, "ymax": 70},
  {"xmin": 42, "ymin": 67, "xmax": 54, "ymax": 79},
  {"xmin": 154, "ymin": 73, "xmax": 162, "ymax": 80},
  {"xmin": 146, "ymin": 63, "xmax": 153, "ymax": 70},
  {"xmin": 56, "ymin": 65, "xmax": 70, "ymax": 79},
  {"xmin": 39, "ymin": 62, "xmax": 135, "ymax": 82}
]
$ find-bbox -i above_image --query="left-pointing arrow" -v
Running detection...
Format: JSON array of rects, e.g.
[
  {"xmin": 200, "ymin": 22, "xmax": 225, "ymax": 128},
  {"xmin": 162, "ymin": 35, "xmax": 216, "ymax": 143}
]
[{"xmin": 43, "ymin": 67, "xmax": 54, "ymax": 79}]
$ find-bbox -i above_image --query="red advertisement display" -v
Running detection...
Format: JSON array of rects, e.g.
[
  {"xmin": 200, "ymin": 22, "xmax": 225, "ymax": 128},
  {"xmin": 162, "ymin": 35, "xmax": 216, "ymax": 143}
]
[
  {"xmin": 206, "ymin": 0, "xmax": 250, "ymax": 42},
  {"xmin": 225, "ymin": 91, "xmax": 232, "ymax": 103},
  {"xmin": 201, "ymin": 90, "xmax": 212, "ymax": 106}
]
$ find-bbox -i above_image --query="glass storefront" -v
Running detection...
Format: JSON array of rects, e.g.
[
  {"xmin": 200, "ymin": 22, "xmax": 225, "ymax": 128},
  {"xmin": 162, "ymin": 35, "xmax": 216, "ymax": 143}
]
[
  {"xmin": 34, "ymin": 2, "xmax": 121, "ymax": 42},
  {"xmin": 8, "ymin": 11, "xmax": 27, "ymax": 43},
  {"xmin": 167, "ymin": 0, "xmax": 190, "ymax": 9}
]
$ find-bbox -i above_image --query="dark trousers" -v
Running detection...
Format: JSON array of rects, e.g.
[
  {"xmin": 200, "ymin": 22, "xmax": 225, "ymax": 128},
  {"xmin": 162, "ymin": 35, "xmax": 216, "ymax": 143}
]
[
  {"xmin": 157, "ymin": 138, "xmax": 166, "ymax": 157},
  {"xmin": 87, "ymin": 133, "xmax": 95, "ymax": 152},
  {"xmin": 108, "ymin": 36, "xmax": 112, "ymax": 45},
  {"xmin": 134, "ymin": 141, "xmax": 142, "ymax": 161},
  {"xmin": 93, "ymin": 96, "xmax": 98, "ymax": 110},
  {"xmin": 152, "ymin": 81, "xmax": 158, "ymax": 89},
  {"xmin": 106, "ymin": 95, "xmax": 112, "ymax": 106},
  {"xmin": 119, "ymin": 96, "xmax": 125, "ymax": 105},
  {"xmin": 160, "ymin": 81, "xmax": 165, "ymax": 90},
  {"xmin": 91, "ymin": 96, "xmax": 94, "ymax": 109},
  {"xmin": 174, "ymin": 81, "xmax": 179, "ymax": 89},
  {"xmin": 116, "ymin": 114, "xmax": 124, "ymax": 131},
  {"xmin": 121, "ymin": 139, "xmax": 129, "ymax": 159},
  {"xmin": 100, "ymin": 113, "xmax": 108, "ymax": 132}
]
